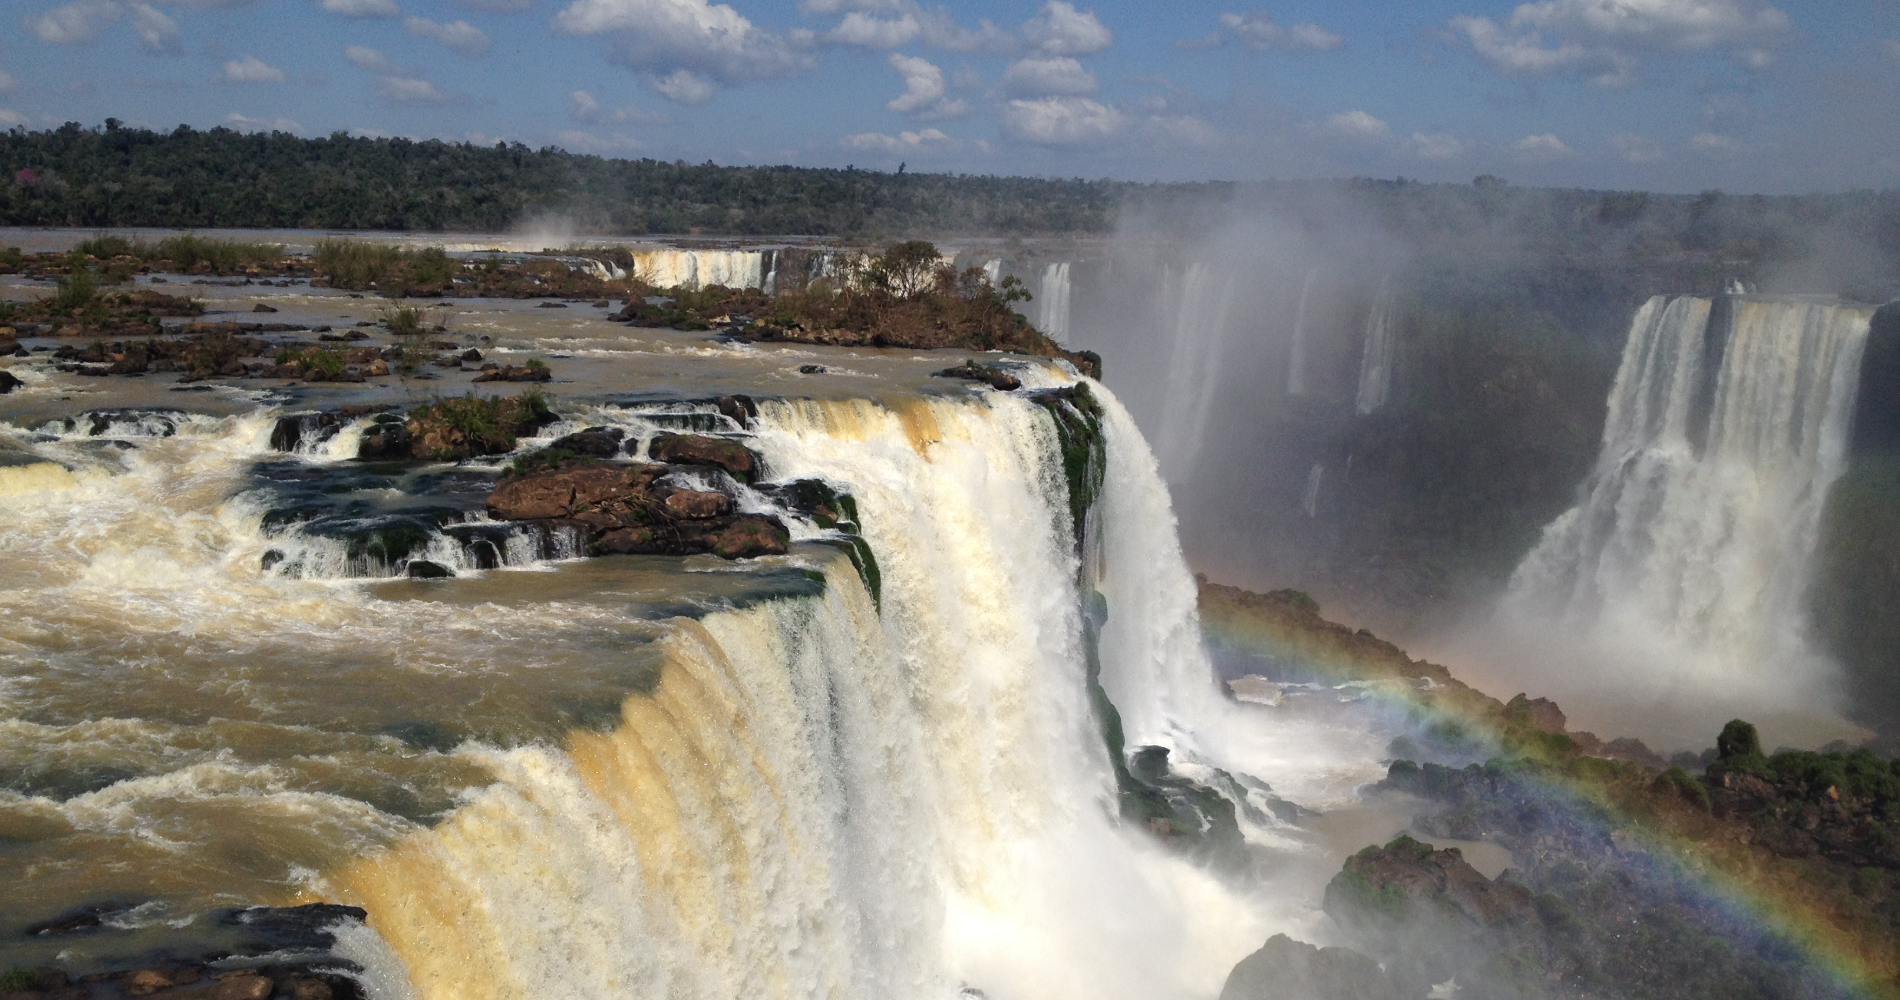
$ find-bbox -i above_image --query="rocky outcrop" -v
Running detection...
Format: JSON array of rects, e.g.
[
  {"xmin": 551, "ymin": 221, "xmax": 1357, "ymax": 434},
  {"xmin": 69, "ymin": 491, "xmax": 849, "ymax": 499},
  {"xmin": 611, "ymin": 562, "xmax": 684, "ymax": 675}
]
[
  {"xmin": 1220, "ymin": 935, "xmax": 1397, "ymax": 1000},
  {"xmin": 486, "ymin": 461, "xmax": 786, "ymax": 560},
  {"xmin": 0, "ymin": 370, "xmax": 20, "ymax": 394},
  {"xmin": 362, "ymin": 393, "xmax": 557, "ymax": 462},
  {"xmin": 934, "ymin": 360, "xmax": 1022, "ymax": 391},
  {"xmin": 646, "ymin": 433, "xmax": 760, "ymax": 482}
]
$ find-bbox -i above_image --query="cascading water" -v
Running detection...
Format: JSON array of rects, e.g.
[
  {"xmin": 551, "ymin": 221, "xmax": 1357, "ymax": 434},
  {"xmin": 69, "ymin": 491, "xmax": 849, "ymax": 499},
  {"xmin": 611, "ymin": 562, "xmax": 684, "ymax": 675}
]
[
  {"xmin": 629, "ymin": 249, "xmax": 765, "ymax": 290},
  {"xmin": 1354, "ymin": 275, "xmax": 1395, "ymax": 415},
  {"xmin": 1498, "ymin": 295, "xmax": 1874, "ymax": 736},
  {"xmin": 1154, "ymin": 262, "xmax": 1240, "ymax": 483},
  {"xmin": 1039, "ymin": 262, "xmax": 1073, "ymax": 343},
  {"xmin": 1285, "ymin": 269, "xmax": 1319, "ymax": 397}
]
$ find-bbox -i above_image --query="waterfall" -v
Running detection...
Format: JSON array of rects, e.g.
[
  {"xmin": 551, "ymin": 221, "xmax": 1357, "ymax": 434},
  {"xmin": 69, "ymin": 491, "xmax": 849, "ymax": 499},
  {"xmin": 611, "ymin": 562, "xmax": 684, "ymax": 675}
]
[
  {"xmin": 1286, "ymin": 269, "xmax": 1319, "ymax": 398},
  {"xmin": 1354, "ymin": 276, "xmax": 1395, "ymax": 415},
  {"xmin": 1154, "ymin": 263, "xmax": 1240, "ymax": 482},
  {"xmin": 630, "ymin": 249, "xmax": 767, "ymax": 290},
  {"xmin": 1038, "ymin": 262, "xmax": 1072, "ymax": 342},
  {"xmin": 982, "ymin": 258, "xmax": 1003, "ymax": 289},
  {"xmin": 315, "ymin": 389, "xmax": 1275, "ymax": 1000},
  {"xmin": 1301, "ymin": 463, "xmax": 1323, "ymax": 518},
  {"xmin": 1502, "ymin": 295, "xmax": 1873, "ymax": 713}
]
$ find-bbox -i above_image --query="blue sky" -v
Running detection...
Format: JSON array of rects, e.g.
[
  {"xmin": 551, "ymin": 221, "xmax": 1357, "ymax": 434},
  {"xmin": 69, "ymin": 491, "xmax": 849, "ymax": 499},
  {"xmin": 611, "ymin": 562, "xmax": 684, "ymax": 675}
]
[{"xmin": 3, "ymin": 0, "xmax": 1896, "ymax": 192}]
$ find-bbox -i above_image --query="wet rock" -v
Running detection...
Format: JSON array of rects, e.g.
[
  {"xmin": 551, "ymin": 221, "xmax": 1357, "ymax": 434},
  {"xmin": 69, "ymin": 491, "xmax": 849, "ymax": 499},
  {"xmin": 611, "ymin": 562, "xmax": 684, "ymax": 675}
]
[
  {"xmin": 710, "ymin": 516, "xmax": 789, "ymax": 558},
  {"xmin": 283, "ymin": 977, "xmax": 335, "ymax": 1000},
  {"xmin": 934, "ymin": 360, "xmax": 1021, "ymax": 391},
  {"xmin": 355, "ymin": 417, "xmax": 412, "ymax": 460},
  {"xmin": 472, "ymin": 364, "xmax": 552, "ymax": 383},
  {"xmin": 646, "ymin": 433, "xmax": 759, "ymax": 482},
  {"xmin": 405, "ymin": 560, "xmax": 453, "ymax": 579},
  {"xmin": 460, "ymin": 348, "xmax": 482, "ymax": 362},
  {"xmin": 537, "ymin": 301, "xmax": 568, "ymax": 308},
  {"xmin": 252, "ymin": 303, "xmax": 278, "ymax": 313},
  {"xmin": 713, "ymin": 394, "xmax": 757, "ymax": 428},
  {"xmin": 0, "ymin": 370, "xmax": 21, "ymax": 394},
  {"xmin": 208, "ymin": 972, "xmax": 273, "ymax": 1000},
  {"xmin": 1220, "ymin": 935, "xmax": 1397, "ymax": 1000},
  {"xmin": 122, "ymin": 969, "xmax": 176, "ymax": 996},
  {"xmin": 797, "ymin": 364, "xmax": 827, "ymax": 374},
  {"xmin": 488, "ymin": 464, "xmax": 669, "ymax": 521},
  {"xmin": 546, "ymin": 428, "xmax": 625, "ymax": 458},
  {"xmin": 663, "ymin": 488, "xmax": 732, "ymax": 519}
]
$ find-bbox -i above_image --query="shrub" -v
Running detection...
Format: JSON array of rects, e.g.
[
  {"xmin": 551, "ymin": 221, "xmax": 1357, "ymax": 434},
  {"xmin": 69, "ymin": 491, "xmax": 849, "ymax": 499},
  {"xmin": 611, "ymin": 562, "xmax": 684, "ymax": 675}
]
[
  {"xmin": 157, "ymin": 235, "xmax": 282, "ymax": 274},
  {"xmin": 316, "ymin": 239, "xmax": 454, "ymax": 292}
]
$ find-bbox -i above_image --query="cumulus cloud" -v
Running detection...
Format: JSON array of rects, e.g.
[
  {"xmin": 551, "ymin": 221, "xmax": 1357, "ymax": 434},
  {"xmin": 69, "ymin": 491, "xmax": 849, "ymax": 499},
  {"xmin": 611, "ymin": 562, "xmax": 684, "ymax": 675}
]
[
  {"xmin": 569, "ymin": 88, "xmax": 672, "ymax": 124},
  {"xmin": 1408, "ymin": 132, "xmax": 1466, "ymax": 159},
  {"xmin": 316, "ymin": 0, "xmax": 400, "ymax": 16},
  {"xmin": 1450, "ymin": 0, "xmax": 1793, "ymax": 86},
  {"xmin": 405, "ymin": 16, "xmax": 491, "ymax": 54},
  {"xmin": 346, "ymin": 45, "xmax": 397, "ymax": 71},
  {"xmin": 225, "ymin": 111, "xmax": 303, "ymax": 131},
  {"xmin": 884, "ymin": 53, "xmax": 969, "ymax": 119},
  {"xmin": 843, "ymin": 126, "xmax": 958, "ymax": 152},
  {"xmin": 31, "ymin": 0, "xmax": 180, "ymax": 52},
  {"xmin": 1209, "ymin": 10, "xmax": 1341, "ymax": 51},
  {"xmin": 1323, "ymin": 109, "xmax": 1389, "ymax": 140},
  {"xmin": 375, "ymin": 75, "xmax": 460, "ymax": 102},
  {"xmin": 823, "ymin": 3, "xmax": 1005, "ymax": 51},
  {"xmin": 1021, "ymin": 1, "xmax": 1110, "ymax": 56},
  {"xmin": 552, "ymin": 0, "xmax": 815, "ymax": 101},
  {"xmin": 1611, "ymin": 131, "xmax": 1665, "ymax": 163},
  {"xmin": 552, "ymin": 128, "xmax": 643, "ymax": 153},
  {"xmin": 458, "ymin": 0, "xmax": 533, "ymax": 9},
  {"xmin": 1002, "ymin": 95, "xmax": 1122, "ymax": 144},
  {"xmin": 223, "ymin": 54, "xmax": 286, "ymax": 82},
  {"xmin": 1513, "ymin": 132, "xmax": 1573, "ymax": 158},
  {"xmin": 1689, "ymin": 131, "xmax": 1740, "ymax": 153},
  {"xmin": 1001, "ymin": 55, "xmax": 1097, "ymax": 96}
]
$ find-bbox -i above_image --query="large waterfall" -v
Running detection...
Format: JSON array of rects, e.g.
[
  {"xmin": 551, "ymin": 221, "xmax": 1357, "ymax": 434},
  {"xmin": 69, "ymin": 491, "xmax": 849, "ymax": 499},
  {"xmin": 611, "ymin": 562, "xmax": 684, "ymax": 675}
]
[
  {"xmin": 1039, "ymin": 262, "xmax": 1073, "ymax": 343},
  {"xmin": 1500, "ymin": 295, "xmax": 1874, "ymax": 735},
  {"xmin": 1154, "ymin": 263, "xmax": 1239, "ymax": 483}
]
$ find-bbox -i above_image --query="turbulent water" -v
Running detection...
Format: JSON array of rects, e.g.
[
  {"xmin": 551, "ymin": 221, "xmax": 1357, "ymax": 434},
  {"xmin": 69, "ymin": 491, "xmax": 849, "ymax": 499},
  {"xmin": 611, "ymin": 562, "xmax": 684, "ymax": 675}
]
[{"xmin": 1499, "ymin": 295, "xmax": 1874, "ymax": 740}]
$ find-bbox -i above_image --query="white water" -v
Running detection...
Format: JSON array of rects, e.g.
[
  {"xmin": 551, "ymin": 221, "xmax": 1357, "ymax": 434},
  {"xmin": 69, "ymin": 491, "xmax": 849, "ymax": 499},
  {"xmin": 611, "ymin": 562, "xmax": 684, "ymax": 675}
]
[
  {"xmin": 1285, "ymin": 269, "xmax": 1319, "ymax": 397},
  {"xmin": 1355, "ymin": 275, "xmax": 1396, "ymax": 415},
  {"xmin": 1153, "ymin": 263, "xmax": 1239, "ymax": 483},
  {"xmin": 1496, "ymin": 295, "xmax": 1873, "ymax": 741},
  {"xmin": 1039, "ymin": 262, "xmax": 1073, "ymax": 343},
  {"xmin": 630, "ymin": 249, "xmax": 765, "ymax": 290}
]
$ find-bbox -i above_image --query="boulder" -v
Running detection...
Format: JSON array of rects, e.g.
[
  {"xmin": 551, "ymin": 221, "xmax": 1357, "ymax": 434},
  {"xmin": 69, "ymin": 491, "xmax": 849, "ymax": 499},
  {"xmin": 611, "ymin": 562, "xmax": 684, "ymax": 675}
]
[
  {"xmin": 487, "ymin": 464, "xmax": 669, "ymax": 521},
  {"xmin": 798, "ymin": 364, "xmax": 827, "ymax": 374},
  {"xmin": 1220, "ymin": 935, "xmax": 1397, "ymax": 1000},
  {"xmin": 934, "ymin": 360, "xmax": 1021, "ymax": 391},
  {"xmin": 473, "ymin": 364, "xmax": 552, "ymax": 383},
  {"xmin": 663, "ymin": 488, "xmax": 733, "ymax": 519},
  {"xmin": 405, "ymin": 560, "xmax": 453, "ymax": 579},
  {"xmin": 647, "ymin": 433, "xmax": 759, "ymax": 482},
  {"xmin": 0, "ymin": 370, "xmax": 21, "ymax": 394},
  {"xmin": 355, "ymin": 417, "xmax": 411, "ymax": 459},
  {"xmin": 252, "ymin": 303, "xmax": 278, "ymax": 313},
  {"xmin": 710, "ymin": 516, "xmax": 789, "ymax": 558},
  {"xmin": 537, "ymin": 301, "xmax": 568, "ymax": 308},
  {"xmin": 547, "ymin": 428, "xmax": 625, "ymax": 458},
  {"xmin": 713, "ymin": 394, "xmax": 758, "ymax": 428}
]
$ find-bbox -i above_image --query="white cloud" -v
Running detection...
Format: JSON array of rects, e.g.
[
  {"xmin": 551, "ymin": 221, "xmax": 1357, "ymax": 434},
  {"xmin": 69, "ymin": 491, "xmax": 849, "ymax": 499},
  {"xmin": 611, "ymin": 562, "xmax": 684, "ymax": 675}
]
[
  {"xmin": 1611, "ymin": 131, "xmax": 1665, "ymax": 163},
  {"xmin": 1021, "ymin": 1, "xmax": 1110, "ymax": 56},
  {"xmin": 225, "ymin": 111, "xmax": 303, "ymax": 131},
  {"xmin": 1323, "ymin": 109, "xmax": 1389, "ymax": 140},
  {"xmin": 223, "ymin": 54, "xmax": 286, "ymax": 83},
  {"xmin": 1450, "ymin": 0, "xmax": 1792, "ymax": 86},
  {"xmin": 405, "ymin": 16, "xmax": 491, "ymax": 54},
  {"xmin": 843, "ymin": 126, "xmax": 957, "ymax": 152},
  {"xmin": 1002, "ymin": 55, "xmax": 1097, "ymax": 96},
  {"xmin": 1408, "ymin": 132, "xmax": 1466, "ymax": 159},
  {"xmin": 815, "ymin": 1, "xmax": 1008, "ymax": 52},
  {"xmin": 376, "ymin": 76, "xmax": 460, "ymax": 102},
  {"xmin": 884, "ymin": 53, "xmax": 968, "ymax": 119},
  {"xmin": 316, "ymin": 0, "xmax": 400, "ymax": 16},
  {"xmin": 1001, "ymin": 95, "xmax": 1122, "ymax": 144},
  {"xmin": 651, "ymin": 68, "xmax": 715, "ymax": 103},
  {"xmin": 1212, "ymin": 11, "xmax": 1341, "ymax": 51},
  {"xmin": 0, "ymin": 109, "xmax": 26, "ymax": 126},
  {"xmin": 552, "ymin": 128, "xmax": 643, "ymax": 153},
  {"xmin": 1689, "ymin": 131, "xmax": 1739, "ymax": 153},
  {"xmin": 1513, "ymin": 132, "xmax": 1573, "ymax": 158},
  {"xmin": 458, "ymin": 0, "xmax": 532, "ymax": 9},
  {"xmin": 32, "ymin": 0, "xmax": 180, "ymax": 52},
  {"xmin": 569, "ymin": 88, "xmax": 673, "ymax": 124},
  {"xmin": 346, "ymin": 45, "xmax": 397, "ymax": 71},
  {"xmin": 552, "ymin": 0, "xmax": 815, "ymax": 99}
]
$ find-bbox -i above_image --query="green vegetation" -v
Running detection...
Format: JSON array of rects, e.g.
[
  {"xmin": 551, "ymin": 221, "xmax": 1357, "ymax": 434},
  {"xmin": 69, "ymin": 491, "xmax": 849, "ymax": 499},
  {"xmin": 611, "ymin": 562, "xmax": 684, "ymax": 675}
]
[
  {"xmin": 72, "ymin": 233, "xmax": 283, "ymax": 274},
  {"xmin": 406, "ymin": 390, "xmax": 555, "ymax": 460},
  {"xmin": 315, "ymin": 238, "xmax": 454, "ymax": 292},
  {"xmin": 51, "ymin": 251, "xmax": 99, "ymax": 311},
  {"xmin": 276, "ymin": 345, "xmax": 345, "ymax": 376}
]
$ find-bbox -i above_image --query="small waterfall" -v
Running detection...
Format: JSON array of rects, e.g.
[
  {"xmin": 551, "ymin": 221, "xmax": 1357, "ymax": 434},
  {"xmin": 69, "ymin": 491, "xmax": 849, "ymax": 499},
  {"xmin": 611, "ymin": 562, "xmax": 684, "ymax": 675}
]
[
  {"xmin": 982, "ymin": 258, "xmax": 1003, "ymax": 288},
  {"xmin": 1354, "ymin": 275, "xmax": 1396, "ymax": 414},
  {"xmin": 1285, "ymin": 269, "xmax": 1319, "ymax": 397},
  {"xmin": 1154, "ymin": 262, "xmax": 1239, "ymax": 482},
  {"xmin": 1503, "ymin": 295, "xmax": 1873, "ymax": 704},
  {"xmin": 762, "ymin": 249, "xmax": 779, "ymax": 295},
  {"xmin": 1038, "ymin": 262, "xmax": 1072, "ymax": 342},
  {"xmin": 1301, "ymin": 463, "xmax": 1324, "ymax": 518}
]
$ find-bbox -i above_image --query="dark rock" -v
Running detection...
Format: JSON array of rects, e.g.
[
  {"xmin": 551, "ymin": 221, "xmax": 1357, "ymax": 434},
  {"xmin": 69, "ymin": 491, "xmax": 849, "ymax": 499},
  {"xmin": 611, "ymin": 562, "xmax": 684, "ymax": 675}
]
[
  {"xmin": 537, "ymin": 301, "xmax": 568, "ymax": 308},
  {"xmin": 663, "ymin": 488, "xmax": 733, "ymax": 519},
  {"xmin": 405, "ymin": 560, "xmax": 453, "ymax": 579},
  {"xmin": 798, "ymin": 364, "xmax": 827, "ymax": 374},
  {"xmin": 460, "ymin": 348, "xmax": 482, "ymax": 362},
  {"xmin": 647, "ymin": 433, "xmax": 759, "ymax": 482},
  {"xmin": 592, "ymin": 299, "xmax": 610, "ymax": 308},
  {"xmin": 713, "ymin": 394, "xmax": 758, "ymax": 428},
  {"xmin": 472, "ymin": 364, "xmax": 552, "ymax": 383},
  {"xmin": 710, "ymin": 516, "xmax": 789, "ymax": 558},
  {"xmin": 0, "ymin": 370, "xmax": 21, "ymax": 394},
  {"xmin": 355, "ymin": 416, "xmax": 411, "ymax": 460},
  {"xmin": 25, "ymin": 903, "xmax": 128, "ymax": 936},
  {"xmin": 488, "ymin": 464, "xmax": 669, "ymax": 521},
  {"xmin": 546, "ymin": 428, "xmax": 624, "ymax": 457},
  {"xmin": 252, "ymin": 303, "xmax": 278, "ymax": 313},
  {"xmin": 1220, "ymin": 935, "xmax": 1397, "ymax": 1000},
  {"xmin": 935, "ymin": 360, "xmax": 1021, "ymax": 391}
]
